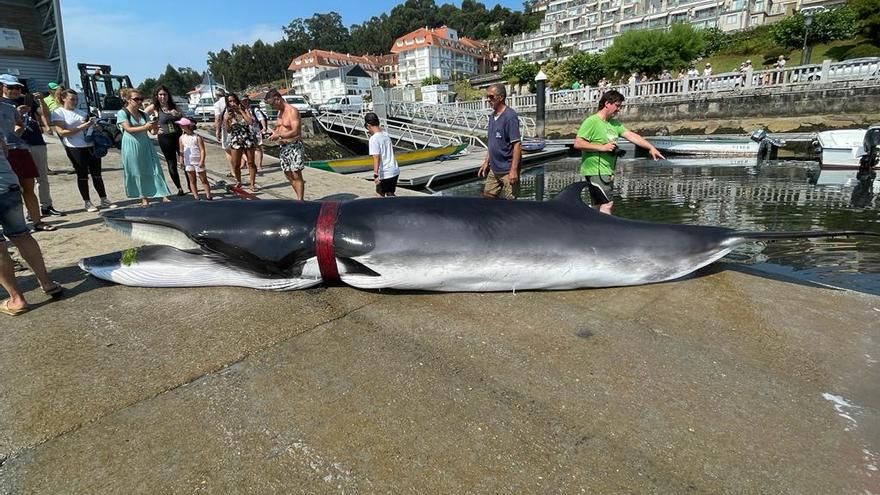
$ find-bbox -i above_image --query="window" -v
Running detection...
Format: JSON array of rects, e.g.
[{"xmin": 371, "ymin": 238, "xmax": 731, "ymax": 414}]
[{"xmin": 726, "ymin": 14, "xmax": 738, "ymax": 23}]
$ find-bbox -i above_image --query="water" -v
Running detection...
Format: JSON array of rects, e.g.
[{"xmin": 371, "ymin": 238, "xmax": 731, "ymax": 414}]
[{"xmin": 437, "ymin": 157, "xmax": 880, "ymax": 295}]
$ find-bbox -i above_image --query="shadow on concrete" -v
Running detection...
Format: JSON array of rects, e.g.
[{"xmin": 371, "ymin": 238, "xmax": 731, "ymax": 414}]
[{"xmin": 4, "ymin": 264, "xmax": 109, "ymax": 303}]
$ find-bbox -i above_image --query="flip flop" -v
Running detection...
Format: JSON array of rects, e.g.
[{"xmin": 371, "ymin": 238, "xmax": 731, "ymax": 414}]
[
  {"xmin": 0, "ymin": 299, "xmax": 28, "ymax": 316},
  {"xmin": 42, "ymin": 284, "xmax": 63, "ymax": 298},
  {"xmin": 32, "ymin": 222, "xmax": 57, "ymax": 232}
]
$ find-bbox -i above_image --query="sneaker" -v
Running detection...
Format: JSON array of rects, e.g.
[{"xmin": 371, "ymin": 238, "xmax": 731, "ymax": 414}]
[
  {"xmin": 99, "ymin": 198, "xmax": 118, "ymax": 209},
  {"xmin": 41, "ymin": 206, "xmax": 67, "ymax": 217},
  {"xmin": 84, "ymin": 200, "xmax": 99, "ymax": 212}
]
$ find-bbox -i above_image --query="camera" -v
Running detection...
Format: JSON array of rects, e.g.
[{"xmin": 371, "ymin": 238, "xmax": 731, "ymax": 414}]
[{"xmin": 610, "ymin": 144, "xmax": 626, "ymax": 158}]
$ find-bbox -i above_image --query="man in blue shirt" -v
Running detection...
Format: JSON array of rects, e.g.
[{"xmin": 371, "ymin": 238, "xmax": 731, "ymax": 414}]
[{"xmin": 477, "ymin": 83, "xmax": 522, "ymax": 200}]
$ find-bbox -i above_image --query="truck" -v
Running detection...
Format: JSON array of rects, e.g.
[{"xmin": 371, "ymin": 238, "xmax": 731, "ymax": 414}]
[{"xmin": 76, "ymin": 63, "xmax": 134, "ymax": 122}]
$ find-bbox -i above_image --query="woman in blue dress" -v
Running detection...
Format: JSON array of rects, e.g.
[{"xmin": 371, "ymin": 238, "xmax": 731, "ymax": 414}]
[{"xmin": 117, "ymin": 88, "xmax": 171, "ymax": 207}]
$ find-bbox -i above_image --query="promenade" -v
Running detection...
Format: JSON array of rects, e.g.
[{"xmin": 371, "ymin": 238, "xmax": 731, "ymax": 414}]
[{"xmin": 0, "ymin": 138, "xmax": 878, "ymax": 493}]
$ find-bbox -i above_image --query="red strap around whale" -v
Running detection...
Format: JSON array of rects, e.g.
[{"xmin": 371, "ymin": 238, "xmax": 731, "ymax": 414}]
[{"xmin": 316, "ymin": 201, "xmax": 341, "ymax": 282}]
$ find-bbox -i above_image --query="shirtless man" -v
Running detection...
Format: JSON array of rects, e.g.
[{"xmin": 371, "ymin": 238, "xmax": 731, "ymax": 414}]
[{"xmin": 263, "ymin": 88, "xmax": 305, "ymax": 200}]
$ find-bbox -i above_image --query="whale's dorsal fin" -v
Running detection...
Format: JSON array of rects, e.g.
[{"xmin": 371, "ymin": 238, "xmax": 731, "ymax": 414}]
[{"xmin": 552, "ymin": 181, "xmax": 593, "ymax": 208}]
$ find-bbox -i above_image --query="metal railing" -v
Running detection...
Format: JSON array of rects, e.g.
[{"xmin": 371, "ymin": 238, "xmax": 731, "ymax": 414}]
[
  {"xmin": 436, "ymin": 58, "xmax": 880, "ymax": 112},
  {"xmin": 387, "ymin": 100, "xmax": 537, "ymax": 138},
  {"xmin": 316, "ymin": 111, "xmax": 487, "ymax": 149}
]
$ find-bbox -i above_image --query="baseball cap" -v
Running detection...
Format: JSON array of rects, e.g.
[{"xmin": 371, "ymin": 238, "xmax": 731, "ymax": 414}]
[
  {"xmin": 0, "ymin": 74, "xmax": 23, "ymax": 87},
  {"xmin": 48, "ymin": 82, "xmax": 61, "ymax": 90},
  {"xmin": 175, "ymin": 117, "xmax": 194, "ymax": 126}
]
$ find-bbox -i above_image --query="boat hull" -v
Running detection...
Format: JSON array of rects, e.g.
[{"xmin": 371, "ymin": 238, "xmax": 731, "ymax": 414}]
[
  {"xmin": 307, "ymin": 144, "xmax": 467, "ymax": 174},
  {"xmin": 817, "ymin": 129, "xmax": 867, "ymax": 170},
  {"xmin": 646, "ymin": 137, "xmax": 759, "ymax": 156}
]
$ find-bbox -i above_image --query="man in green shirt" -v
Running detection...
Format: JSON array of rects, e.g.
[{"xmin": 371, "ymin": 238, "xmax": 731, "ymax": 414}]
[
  {"xmin": 573, "ymin": 90, "xmax": 664, "ymax": 215},
  {"xmin": 43, "ymin": 82, "xmax": 62, "ymax": 112}
]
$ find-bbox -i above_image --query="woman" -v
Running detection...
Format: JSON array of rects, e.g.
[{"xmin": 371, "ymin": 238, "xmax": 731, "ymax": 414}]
[
  {"xmin": 223, "ymin": 93, "xmax": 256, "ymax": 192},
  {"xmin": 50, "ymin": 89, "xmax": 116, "ymax": 212},
  {"xmin": 146, "ymin": 85, "xmax": 185, "ymax": 196},
  {"xmin": 117, "ymin": 88, "xmax": 171, "ymax": 207}
]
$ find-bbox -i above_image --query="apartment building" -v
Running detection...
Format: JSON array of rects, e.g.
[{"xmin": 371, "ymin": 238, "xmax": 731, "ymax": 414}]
[
  {"xmin": 507, "ymin": 0, "xmax": 779, "ymax": 63},
  {"xmin": 368, "ymin": 53, "xmax": 399, "ymax": 87},
  {"xmin": 309, "ymin": 65, "xmax": 373, "ymax": 105},
  {"xmin": 391, "ymin": 26, "xmax": 490, "ymax": 86},
  {"xmin": 287, "ymin": 49, "xmax": 380, "ymax": 100}
]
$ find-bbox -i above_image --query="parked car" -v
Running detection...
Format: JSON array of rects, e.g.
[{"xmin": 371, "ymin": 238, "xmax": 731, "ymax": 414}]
[
  {"xmin": 318, "ymin": 95, "xmax": 364, "ymax": 114},
  {"xmin": 281, "ymin": 94, "xmax": 314, "ymax": 117},
  {"xmin": 193, "ymin": 96, "xmax": 216, "ymax": 121}
]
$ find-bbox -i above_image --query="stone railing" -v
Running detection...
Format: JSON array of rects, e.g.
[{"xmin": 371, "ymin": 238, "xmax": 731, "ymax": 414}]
[{"xmin": 437, "ymin": 58, "xmax": 880, "ymax": 112}]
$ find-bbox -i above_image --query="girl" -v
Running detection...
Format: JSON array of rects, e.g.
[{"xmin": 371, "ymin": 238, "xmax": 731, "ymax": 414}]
[
  {"xmin": 117, "ymin": 88, "xmax": 171, "ymax": 207},
  {"xmin": 176, "ymin": 118, "xmax": 212, "ymax": 200},
  {"xmin": 50, "ymin": 89, "xmax": 117, "ymax": 212},
  {"xmin": 223, "ymin": 93, "xmax": 256, "ymax": 192}
]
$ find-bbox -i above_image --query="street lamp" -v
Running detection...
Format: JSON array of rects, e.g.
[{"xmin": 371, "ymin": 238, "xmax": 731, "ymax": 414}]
[
  {"xmin": 800, "ymin": 7, "xmax": 825, "ymax": 65},
  {"xmin": 535, "ymin": 69, "xmax": 547, "ymax": 140}
]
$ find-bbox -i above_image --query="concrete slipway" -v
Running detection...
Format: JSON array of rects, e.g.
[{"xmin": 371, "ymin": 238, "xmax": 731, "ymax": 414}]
[{"xmin": 0, "ymin": 138, "xmax": 877, "ymax": 494}]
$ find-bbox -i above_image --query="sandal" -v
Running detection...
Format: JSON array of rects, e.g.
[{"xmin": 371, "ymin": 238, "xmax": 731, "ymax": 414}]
[
  {"xmin": 0, "ymin": 299, "xmax": 28, "ymax": 316},
  {"xmin": 42, "ymin": 284, "xmax": 63, "ymax": 297},
  {"xmin": 32, "ymin": 222, "xmax": 57, "ymax": 232}
]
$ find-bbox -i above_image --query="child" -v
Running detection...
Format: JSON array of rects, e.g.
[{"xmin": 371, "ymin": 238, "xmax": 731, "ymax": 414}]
[
  {"xmin": 365, "ymin": 112, "xmax": 399, "ymax": 197},
  {"xmin": 176, "ymin": 118, "xmax": 212, "ymax": 200}
]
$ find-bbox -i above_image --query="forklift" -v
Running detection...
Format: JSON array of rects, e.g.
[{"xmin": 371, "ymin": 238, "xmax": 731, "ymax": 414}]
[{"xmin": 76, "ymin": 63, "xmax": 133, "ymax": 122}]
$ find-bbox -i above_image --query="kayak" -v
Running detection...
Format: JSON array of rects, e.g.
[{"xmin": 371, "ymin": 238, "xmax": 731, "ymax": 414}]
[{"xmin": 306, "ymin": 144, "xmax": 468, "ymax": 174}]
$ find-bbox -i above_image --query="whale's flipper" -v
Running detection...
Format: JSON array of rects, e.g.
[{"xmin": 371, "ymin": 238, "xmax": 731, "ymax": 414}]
[{"xmin": 551, "ymin": 181, "xmax": 596, "ymax": 210}]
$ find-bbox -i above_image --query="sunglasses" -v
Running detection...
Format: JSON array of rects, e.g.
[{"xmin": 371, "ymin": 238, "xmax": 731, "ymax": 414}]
[
  {"xmin": 485, "ymin": 94, "xmax": 499, "ymax": 100},
  {"xmin": 131, "ymin": 97, "xmax": 144, "ymax": 102}
]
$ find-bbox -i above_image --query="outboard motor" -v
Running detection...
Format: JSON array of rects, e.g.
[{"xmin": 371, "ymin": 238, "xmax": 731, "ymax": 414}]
[
  {"xmin": 851, "ymin": 124, "xmax": 879, "ymax": 207},
  {"xmin": 750, "ymin": 127, "xmax": 784, "ymax": 163}
]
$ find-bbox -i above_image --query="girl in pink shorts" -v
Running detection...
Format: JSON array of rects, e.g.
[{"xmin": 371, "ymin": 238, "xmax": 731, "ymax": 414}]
[{"xmin": 176, "ymin": 118, "xmax": 212, "ymax": 200}]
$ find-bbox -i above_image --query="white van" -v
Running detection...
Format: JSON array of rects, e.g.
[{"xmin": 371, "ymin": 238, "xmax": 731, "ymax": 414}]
[
  {"xmin": 319, "ymin": 95, "xmax": 364, "ymax": 114},
  {"xmin": 281, "ymin": 94, "xmax": 314, "ymax": 117}
]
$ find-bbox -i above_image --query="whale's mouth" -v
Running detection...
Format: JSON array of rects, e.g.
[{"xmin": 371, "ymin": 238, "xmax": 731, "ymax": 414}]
[{"xmin": 79, "ymin": 212, "xmax": 322, "ymax": 291}]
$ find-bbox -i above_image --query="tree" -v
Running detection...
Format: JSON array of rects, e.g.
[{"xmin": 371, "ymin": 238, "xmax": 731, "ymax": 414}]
[
  {"xmin": 604, "ymin": 24, "xmax": 705, "ymax": 76},
  {"xmin": 770, "ymin": 6, "xmax": 858, "ymax": 49},
  {"xmin": 700, "ymin": 27, "xmax": 728, "ymax": 56},
  {"xmin": 421, "ymin": 75, "xmax": 442, "ymax": 85},
  {"xmin": 562, "ymin": 52, "xmax": 605, "ymax": 85},
  {"xmin": 849, "ymin": 0, "xmax": 880, "ymax": 45},
  {"xmin": 306, "ymin": 12, "xmax": 352, "ymax": 53},
  {"xmin": 502, "ymin": 57, "xmax": 539, "ymax": 91}
]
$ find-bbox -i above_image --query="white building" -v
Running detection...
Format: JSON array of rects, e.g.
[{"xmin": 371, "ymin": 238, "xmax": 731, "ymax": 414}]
[
  {"xmin": 507, "ymin": 0, "xmax": 782, "ymax": 64},
  {"xmin": 391, "ymin": 26, "xmax": 490, "ymax": 86},
  {"xmin": 309, "ymin": 65, "xmax": 373, "ymax": 105},
  {"xmin": 288, "ymin": 50, "xmax": 380, "ymax": 101}
]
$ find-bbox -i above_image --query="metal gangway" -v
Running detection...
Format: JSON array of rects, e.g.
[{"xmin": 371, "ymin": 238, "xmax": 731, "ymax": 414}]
[
  {"xmin": 387, "ymin": 100, "xmax": 537, "ymax": 139},
  {"xmin": 316, "ymin": 111, "xmax": 487, "ymax": 150}
]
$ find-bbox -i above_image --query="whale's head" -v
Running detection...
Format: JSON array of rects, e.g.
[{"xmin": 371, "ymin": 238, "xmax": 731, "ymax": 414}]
[{"xmin": 79, "ymin": 200, "xmax": 326, "ymax": 290}]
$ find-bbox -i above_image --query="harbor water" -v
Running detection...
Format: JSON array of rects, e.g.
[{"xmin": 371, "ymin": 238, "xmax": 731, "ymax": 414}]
[{"xmin": 437, "ymin": 157, "xmax": 880, "ymax": 295}]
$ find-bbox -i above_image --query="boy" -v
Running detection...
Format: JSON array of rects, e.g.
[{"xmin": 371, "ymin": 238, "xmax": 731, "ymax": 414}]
[{"xmin": 365, "ymin": 113, "xmax": 399, "ymax": 197}]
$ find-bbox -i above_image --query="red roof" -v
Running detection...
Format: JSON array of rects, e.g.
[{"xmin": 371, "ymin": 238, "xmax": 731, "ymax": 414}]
[
  {"xmin": 288, "ymin": 49, "xmax": 380, "ymax": 72},
  {"xmin": 390, "ymin": 26, "xmax": 488, "ymax": 59}
]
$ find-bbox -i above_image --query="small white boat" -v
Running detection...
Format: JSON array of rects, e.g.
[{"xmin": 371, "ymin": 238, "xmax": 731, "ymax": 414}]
[
  {"xmin": 646, "ymin": 136, "xmax": 759, "ymax": 156},
  {"xmin": 814, "ymin": 128, "xmax": 869, "ymax": 170}
]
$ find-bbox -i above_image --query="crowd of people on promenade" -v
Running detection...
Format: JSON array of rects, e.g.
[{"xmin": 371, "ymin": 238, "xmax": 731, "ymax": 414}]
[{"xmin": 1, "ymin": 71, "xmax": 662, "ymax": 316}]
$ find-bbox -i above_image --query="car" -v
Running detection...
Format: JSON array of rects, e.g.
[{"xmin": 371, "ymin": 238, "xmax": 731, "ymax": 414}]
[
  {"xmin": 193, "ymin": 96, "xmax": 216, "ymax": 122},
  {"xmin": 282, "ymin": 94, "xmax": 314, "ymax": 117},
  {"xmin": 318, "ymin": 95, "xmax": 364, "ymax": 114}
]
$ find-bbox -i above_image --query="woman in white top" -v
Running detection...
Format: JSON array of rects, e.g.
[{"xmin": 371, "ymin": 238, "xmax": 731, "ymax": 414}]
[{"xmin": 50, "ymin": 89, "xmax": 116, "ymax": 212}]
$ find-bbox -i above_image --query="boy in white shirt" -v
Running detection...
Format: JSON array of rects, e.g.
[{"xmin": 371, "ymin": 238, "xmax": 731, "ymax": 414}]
[{"xmin": 365, "ymin": 113, "xmax": 399, "ymax": 197}]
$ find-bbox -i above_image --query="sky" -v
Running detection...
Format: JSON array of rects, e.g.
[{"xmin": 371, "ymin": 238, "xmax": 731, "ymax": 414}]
[{"xmin": 62, "ymin": 0, "xmax": 524, "ymax": 86}]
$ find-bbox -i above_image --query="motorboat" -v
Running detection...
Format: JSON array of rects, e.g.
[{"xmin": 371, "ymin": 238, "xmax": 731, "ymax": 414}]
[
  {"xmin": 645, "ymin": 135, "xmax": 760, "ymax": 156},
  {"xmin": 813, "ymin": 127, "xmax": 879, "ymax": 170}
]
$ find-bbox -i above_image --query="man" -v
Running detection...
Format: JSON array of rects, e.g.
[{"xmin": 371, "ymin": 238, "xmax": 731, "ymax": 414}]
[
  {"xmin": 212, "ymin": 88, "xmax": 233, "ymax": 177},
  {"xmin": 0, "ymin": 74, "xmax": 53, "ymax": 231},
  {"xmin": 0, "ymin": 141, "xmax": 61, "ymax": 316},
  {"xmin": 572, "ymin": 89, "xmax": 664, "ymax": 215},
  {"xmin": 365, "ymin": 112, "xmax": 399, "ymax": 197},
  {"xmin": 43, "ymin": 82, "xmax": 62, "ymax": 113},
  {"xmin": 264, "ymin": 88, "xmax": 305, "ymax": 200},
  {"xmin": 477, "ymin": 83, "xmax": 521, "ymax": 200}
]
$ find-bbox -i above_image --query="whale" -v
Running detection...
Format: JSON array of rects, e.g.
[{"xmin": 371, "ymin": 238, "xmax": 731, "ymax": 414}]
[{"xmin": 79, "ymin": 182, "xmax": 879, "ymax": 292}]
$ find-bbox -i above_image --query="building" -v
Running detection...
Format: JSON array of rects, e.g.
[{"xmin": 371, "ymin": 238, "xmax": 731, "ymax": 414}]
[
  {"xmin": 391, "ymin": 26, "xmax": 490, "ymax": 86},
  {"xmin": 0, "ymin": 0, "xmax": 67, "ymax": 92},
  {"xmin": 369, "ymin": 53, "xmax": 399, "ymax": 87},
  {"xmin": 507, "ymin": 0, "xmax": 780, "ymax": 63},
  {"xmin": 288, "ymin": 50, "xmax": 380, "ymax": 100},
  {"xmin": 309, "ymin": 65, "xmax": 373, "ymax": 105}
]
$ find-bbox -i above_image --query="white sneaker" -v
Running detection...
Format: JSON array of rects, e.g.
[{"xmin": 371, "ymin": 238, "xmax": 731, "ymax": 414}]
[
  {"xmin": 84, "ymin": 200, "xmax": 99, "ymax": 212},
  {"xmin": 100, "ymin": 198, "xmax": 118, "ymax": 209}
]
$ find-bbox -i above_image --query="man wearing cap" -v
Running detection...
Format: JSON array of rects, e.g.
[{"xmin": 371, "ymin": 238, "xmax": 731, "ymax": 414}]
[
  {"xmin": 703, "ymin": 63, "xmax": 712, "ymax": 77},
  {"xmin": 0, "ymin": 74, "xmax": 54, "ymax": 231},
  {"xmin": 264, "ymin": 88, "xmax": 305, "ymax": 200},
  {"xmin": 44, "ymin": 83, "xmax": 62, "ymax": 112}
]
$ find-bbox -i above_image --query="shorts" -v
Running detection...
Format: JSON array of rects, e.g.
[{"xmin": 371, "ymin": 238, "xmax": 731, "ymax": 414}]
[
  {"xmin": 0, "ymin": 186, "xmax": 29, "ymax": 241},
  {"xmin": 376, "ymin": 175, "xmax": 399, "ymax": 195},
  {"xmin": 585, "ymin": 175, "xmax": 615, "ymax": 205},
  {"xmin": 184, "ymin": 162, "xmax": 205, "ymax": 173},
  {"xmin": 279, "ymin": 141, "xmax": 305, "ymax": 173},
  {"xmin": 483, "ymin": 170, "xmax": 519, "ymax": 200},
  {"xmin": 7, "ymin": 149, "xmax": 39, "ymax": 180}
]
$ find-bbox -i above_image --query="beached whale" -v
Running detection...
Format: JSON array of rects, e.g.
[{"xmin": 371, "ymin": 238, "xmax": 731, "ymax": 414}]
[{"xmin": 80, "ymin": 182, "xmax": 878, "ymax": 292}]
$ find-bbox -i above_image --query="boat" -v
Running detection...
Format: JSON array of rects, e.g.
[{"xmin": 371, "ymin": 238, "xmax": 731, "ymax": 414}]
[
  {"xmin": 305, "ymin": 144, "xmax": 468, "ymax": 174},
  {"xmin": 521, "ymin": 139, "xmax": 546, "ymax": 153},
  {"xmin": 813, "ymin": 128, "xmax": 875, "ymax": 170},
  {"xmin": 645, "ymin": 135, "xmax": 759, "ymax": 156}
]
